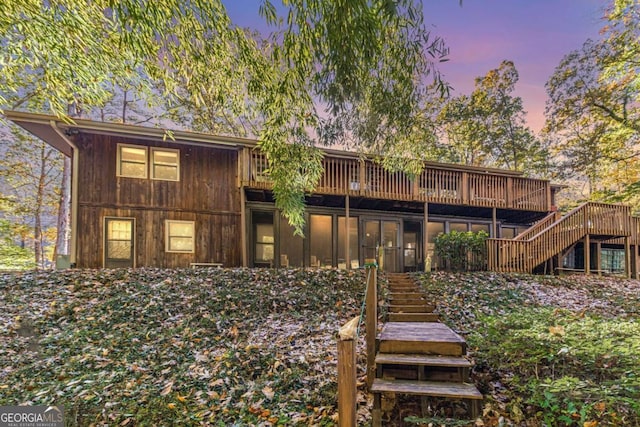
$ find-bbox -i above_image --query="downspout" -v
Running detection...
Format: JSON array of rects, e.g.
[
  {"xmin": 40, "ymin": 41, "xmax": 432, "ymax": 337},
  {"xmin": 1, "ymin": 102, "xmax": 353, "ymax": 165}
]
[{"xmin": 50, "ymin": 121, "xmax": 79, "ymax": 267}]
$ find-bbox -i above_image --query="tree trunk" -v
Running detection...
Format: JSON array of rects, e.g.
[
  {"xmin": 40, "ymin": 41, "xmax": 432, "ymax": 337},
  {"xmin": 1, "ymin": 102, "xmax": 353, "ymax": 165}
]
[
  {"xmin": 54, "ymin": 156, "xmax": 71, "ymax": 259},
  {"xmin": 33, "ymin": 144, "xmax": 47, "ymax": 269}
]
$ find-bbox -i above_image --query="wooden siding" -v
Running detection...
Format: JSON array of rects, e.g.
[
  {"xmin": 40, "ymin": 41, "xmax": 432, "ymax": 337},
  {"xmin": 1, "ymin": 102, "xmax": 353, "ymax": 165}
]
[
  {"xmin": 74, "ymin": 134, "xmax": 241, "ymax": 268},
  {"xmin": 77, "ymin": 206, "xmax": 241, "ymax": 268},
  {"xmin": 243, "ymin": 149, "xmax": 551, "ymax": 212},
  {"xmin": 76, "ymin": 134, "xmax": 239, "ymax": 212}
]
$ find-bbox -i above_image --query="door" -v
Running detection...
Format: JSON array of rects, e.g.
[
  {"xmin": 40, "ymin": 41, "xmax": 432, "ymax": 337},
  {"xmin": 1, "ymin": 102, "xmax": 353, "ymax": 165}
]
[
  {"xmin": 362, "ymin": 220, "xmax": 400, "ymax": 272},
  {"xmin": 104, "ymin": 218, "xmax": 135, "ymax": 268},
  {"xmin": 403, "ymin": 220, "xmax": 422, "ymax": 272}
]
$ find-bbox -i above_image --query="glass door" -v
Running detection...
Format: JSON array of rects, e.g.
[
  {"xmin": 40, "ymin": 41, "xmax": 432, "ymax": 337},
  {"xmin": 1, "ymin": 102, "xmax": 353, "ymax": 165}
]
[
  {"xmin": 362, "ymin": 219, "xmax": 400, "ymax": 272},
  {"xmin": 382, "ymin": 221, "xmax": 400, "ymax": 272}
]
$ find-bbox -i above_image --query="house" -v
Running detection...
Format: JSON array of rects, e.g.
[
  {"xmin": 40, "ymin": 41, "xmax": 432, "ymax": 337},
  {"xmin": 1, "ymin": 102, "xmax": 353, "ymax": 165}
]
[{"xmin": 5, "ymin": 111, "xmax": 639, "ymax": 277}]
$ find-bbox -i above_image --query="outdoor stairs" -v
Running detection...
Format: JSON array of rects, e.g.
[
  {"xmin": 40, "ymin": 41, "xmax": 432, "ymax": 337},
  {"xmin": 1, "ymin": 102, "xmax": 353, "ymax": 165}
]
[{"xmin": 371, "ymin": 273, "xmax": 482, "ymax": 425}]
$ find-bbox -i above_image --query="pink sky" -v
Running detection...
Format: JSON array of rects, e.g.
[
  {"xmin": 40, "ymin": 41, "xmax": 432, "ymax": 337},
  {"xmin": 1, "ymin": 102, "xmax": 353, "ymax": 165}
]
[
  {"xmin": 224, "ymin": 0, "xmax": 609, "ymax": 133},
  {"xmin": 423, "ymin": 0, "xmax": 608, "ymax": 133}
]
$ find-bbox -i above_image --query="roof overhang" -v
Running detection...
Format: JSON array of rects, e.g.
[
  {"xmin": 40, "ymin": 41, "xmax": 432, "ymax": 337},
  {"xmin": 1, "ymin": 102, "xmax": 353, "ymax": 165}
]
[
  {"xmin": 3, "ymin": 110, "xmax": 540, "ymax": 180},
  {"xmin": 2, "ymin": 110, "xmax": 258, "ymax": 156}
]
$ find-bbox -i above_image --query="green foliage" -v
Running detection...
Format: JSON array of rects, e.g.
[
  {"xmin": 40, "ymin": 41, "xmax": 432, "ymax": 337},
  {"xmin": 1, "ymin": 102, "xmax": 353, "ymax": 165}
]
[
  {"xmin": 0, "ymin": 120, "xmax": 62, "ymax": 267},
  {"xmin": 416, "ymin": 272, "xmax": 640, "ymax": 426},
  {"xmin": 434, "ymin": 230, "xmax": 487, "ymax": 271},
  {"xmin": 1, "ymin": 0, "xmax": 449, "ymax": 234},
  {"xmin": 0, "ymin": 219, "xmax": 35, "ymax": 270},
  {"xmin": 439, "ymin": 61, "xmax": 547, "ymax": 174},
  {"xmin": 545, "ymin": 2, "xmax": 639, "ymax": 205},
  {"xmin": 0, "ymin": 268, "xmax": 365, "ymax": 425}
]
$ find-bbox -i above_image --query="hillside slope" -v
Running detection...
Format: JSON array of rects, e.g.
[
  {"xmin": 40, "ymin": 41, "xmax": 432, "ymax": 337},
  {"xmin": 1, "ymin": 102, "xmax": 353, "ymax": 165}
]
[{"xmin": 1, "ymin": 269, "xmax": 639, "ymax": 426}]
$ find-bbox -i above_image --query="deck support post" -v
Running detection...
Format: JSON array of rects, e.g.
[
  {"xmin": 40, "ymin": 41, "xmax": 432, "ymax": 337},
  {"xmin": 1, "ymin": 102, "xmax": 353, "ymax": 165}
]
[
  {"xmin": 595, "ymin": 242, "xmax": 602, "ymax": 276},
  {"xmin": 240, "ymin": 188, "xmax": 247, "ymax": 267},
  {"xmin": 584, "ymin": 235, "xmax": 591, "ymax": 274},
  {"xmin": 625, "ymin": 237, "xmax": 631, "ymax": 279},
  {"xmin": 423, "ymin": 202, "xmax": 429, "ymax": 271},
  {"xmin": 491, "ymin": 207, "xmax": 497, "ymax": 238},
  {"xmin": 635, "ymin": 245, "xmax": 639, "ymax": 280},
  {"xmin": 337, "ymin": 317, "xmax": 359, "ymax": 427},
  {"xmin": 345, "ymin": 195, "xmax": 350, "ymax": 270},
  {"xmin": 366, "ymin": 265, "xmax": 378, "ymax": 388}
]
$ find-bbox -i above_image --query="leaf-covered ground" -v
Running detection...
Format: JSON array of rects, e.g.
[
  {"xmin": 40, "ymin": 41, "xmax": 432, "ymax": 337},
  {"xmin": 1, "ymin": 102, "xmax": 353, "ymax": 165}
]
[
  {"xmin": 2, "ymin": 269, "xmax": 639, "ymax": 426},
  {"xmin": 0, "ymin": 268, "xmax": 370, "ymax": 426},
  {"xmin": 415, "ymin": 272, "xmax": 640, "ymax": 427}
]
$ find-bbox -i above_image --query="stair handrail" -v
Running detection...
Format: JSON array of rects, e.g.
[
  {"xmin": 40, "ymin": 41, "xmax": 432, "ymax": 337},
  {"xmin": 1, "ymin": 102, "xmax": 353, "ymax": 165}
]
[
  {"xmin": 520, "ymin": 202, "xmax": 589, "ymax": 242},
  {"xmin": 486, "ymin": 203, "xmax": 589, "ymax": 272},
  {"xmin": 513, "ymin": 211, "xmax": 559, "ymax": 241},
  {"xmin": 487, "ymin": 202, "xmax": 633, "ymax": 272},
  {"xmin": 337, "ymin": 264, "xmax": 377, "ymax": 427}
]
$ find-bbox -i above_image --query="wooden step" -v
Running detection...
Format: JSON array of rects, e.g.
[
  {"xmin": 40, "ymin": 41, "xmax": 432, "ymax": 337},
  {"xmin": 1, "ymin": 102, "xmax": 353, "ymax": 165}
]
[
  {"xmin": 371, "ymin": 378, "xmax": 482, "ymax": 400},
  {"xmin": 389, "ymin": 287, "xmax": 421, "ymax": 291},
  {"xmin": 388, "ymin": 304, "xmax": 436, "ymax": 313},
  {"xmin": 375, "ymin": 353, "xmax": 472, "ymax": 368},
  {"xmin": 388, "ymin": 292, "xmax": 425, "ymax": 299},
  {"xmin": 388, "ymin": 313, "xmax": 439, "ymax": 322},
  {"xmin": 378, "ymin": 322, "xmax": 466, "ymax": 356},
  {"xmin": 389, "ymin": 298, "xmax": 428, "ymax": 305}
]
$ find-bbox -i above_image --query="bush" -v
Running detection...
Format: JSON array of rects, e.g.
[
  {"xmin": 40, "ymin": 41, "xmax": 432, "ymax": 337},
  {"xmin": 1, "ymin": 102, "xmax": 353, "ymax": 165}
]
[{"xmin": 434, "ymin": 230, "xmax": 488, "ymax": 271}]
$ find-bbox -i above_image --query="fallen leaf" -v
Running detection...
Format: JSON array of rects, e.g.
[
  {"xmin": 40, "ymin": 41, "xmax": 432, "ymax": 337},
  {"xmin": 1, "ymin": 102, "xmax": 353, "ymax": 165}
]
[{"xmin": 262, "ymin": 386, "xmax": 275, "ymax": 400}]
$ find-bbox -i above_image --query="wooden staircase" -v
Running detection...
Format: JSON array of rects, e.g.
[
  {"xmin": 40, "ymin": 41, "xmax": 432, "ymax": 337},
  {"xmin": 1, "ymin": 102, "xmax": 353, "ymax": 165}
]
[
  {"xmin": 371, "ymin": 273, "xmax": 482, "ymax": 425},
  {"xmin": 487, "ymin": 202, "xmax": 633, "ymax": 273}
]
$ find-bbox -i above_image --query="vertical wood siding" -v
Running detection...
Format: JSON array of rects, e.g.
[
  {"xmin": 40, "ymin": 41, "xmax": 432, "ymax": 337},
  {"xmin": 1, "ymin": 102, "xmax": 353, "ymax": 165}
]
[{"xmin": 75, "ymin": 134, "xmax": 241, "ymax": 268}]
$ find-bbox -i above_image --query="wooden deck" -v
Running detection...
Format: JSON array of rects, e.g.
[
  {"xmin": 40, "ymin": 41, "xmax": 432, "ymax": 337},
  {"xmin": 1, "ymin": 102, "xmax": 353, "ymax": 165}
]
[
  {"xmin": 371, "ymin": 273, "xmax": 482, "ymax": 425},
  {"xmin": 241, "ymin": 148, "xmax": 552, "ymax": 212}
]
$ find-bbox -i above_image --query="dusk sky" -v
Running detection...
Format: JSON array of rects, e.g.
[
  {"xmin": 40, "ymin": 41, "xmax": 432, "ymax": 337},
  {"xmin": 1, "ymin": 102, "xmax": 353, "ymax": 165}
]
[{"xmin": 225, "ymin": 0, "xmax": 610, "ymax": 133}]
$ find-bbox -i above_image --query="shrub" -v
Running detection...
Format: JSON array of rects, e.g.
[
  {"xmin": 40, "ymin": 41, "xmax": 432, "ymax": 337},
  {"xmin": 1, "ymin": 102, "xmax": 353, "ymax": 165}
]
[{"xmin": 434, "ymin": 230, "xmax": 488, "ymax": 271}]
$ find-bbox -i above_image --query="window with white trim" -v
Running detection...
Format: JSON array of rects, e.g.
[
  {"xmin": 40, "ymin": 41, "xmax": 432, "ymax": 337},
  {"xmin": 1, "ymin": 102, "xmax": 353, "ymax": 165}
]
[
  {"xmin": 165, "ymin": 220, "xmax": 195, "ymax": 253},
  {"xmin": 151, "ymin": 148, "xmax": 180, "ymax": 181},
  {"xmin": 117, "ymin": 144, "xmax": 148, "ymax": 178},
  {"xmin": 117, "ymin": 144, "xmax": 180, "ymax": 181}
]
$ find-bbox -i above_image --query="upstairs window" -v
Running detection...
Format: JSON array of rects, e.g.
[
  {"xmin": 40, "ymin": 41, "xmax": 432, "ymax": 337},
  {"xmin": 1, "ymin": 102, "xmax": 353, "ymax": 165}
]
[
  {"xmin": 118, "ymin": 145, "xmax": 147, "ymax": 178},
  {"xmin": 117, "ymin": 144, "xmax": 180, "ymax": 181},
  {"xmin": 165, "ymin": 220, "xmax": 195, "ymax": 253},
  {"xmin": 152, "ymin": 148, "xmax": 180, "ymax": 181}
]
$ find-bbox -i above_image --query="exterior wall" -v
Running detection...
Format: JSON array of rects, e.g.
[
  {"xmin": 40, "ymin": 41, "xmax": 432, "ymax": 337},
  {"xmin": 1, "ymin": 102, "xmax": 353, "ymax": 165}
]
[
  {"xmin": 74, "ymin": 134, "xmax": 241, "ymax": 268},
  {"xmin": 246, "ymin": 201, "xmax": 527, "ymax": 272}
]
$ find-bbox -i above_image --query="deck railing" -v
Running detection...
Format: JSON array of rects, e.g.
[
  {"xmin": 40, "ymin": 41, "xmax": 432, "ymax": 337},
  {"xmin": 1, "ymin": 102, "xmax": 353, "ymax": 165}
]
[
  {"xmin": 242, "ymin": 149, "xmax": 551, "ymax": 212},
  {"xmin": 513, "ymin": 211, "xmax": 560, "ymax": 241},
  {"xmin": 487, "ymin": 202, "xmax": 632, "ymax": 273}
]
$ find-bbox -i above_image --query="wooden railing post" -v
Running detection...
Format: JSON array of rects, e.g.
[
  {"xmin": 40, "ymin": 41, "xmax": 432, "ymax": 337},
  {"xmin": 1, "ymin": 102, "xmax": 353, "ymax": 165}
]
[
  {"xmin": 337, "ymin": 316, "xmax": 359, "ymax": 427},
  {"xmin": 365, "ymin": 265, "xmax": 377, "ymax": 388}
]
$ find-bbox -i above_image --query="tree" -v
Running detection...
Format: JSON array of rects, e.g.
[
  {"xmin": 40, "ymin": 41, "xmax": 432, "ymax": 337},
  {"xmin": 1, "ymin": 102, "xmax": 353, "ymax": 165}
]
[
  {"xmin": 438, "ymin": 94, "xmax": 489, "ymax": 166},
  {"xmin": 545, "ymin": 38, "xmax": 640, "ymax": 204},
  {"xmin": 438, "ymin": 61, "xmax": 547, "ymax": 173},
  {"xmin": 601, "ymin": 0, "xmax": 640, "ymax": 131},
  {"xmin": 0, "ymin": 121, "xmax": 63, "ymax": 268},
  {"xmin": 1, "ymin": 0, "xmax": 448, "ymax": 234}
]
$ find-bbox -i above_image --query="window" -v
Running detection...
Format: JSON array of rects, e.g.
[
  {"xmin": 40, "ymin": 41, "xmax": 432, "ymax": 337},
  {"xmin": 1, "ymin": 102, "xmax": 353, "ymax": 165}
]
[
  {"xmin": 117, "ymin": 144, "xmax": 180, "ymax": 181},
  {"xmin": 118, "ymin": 145, "xmax": 147, "ymax": 178},
  {"xmin": 152, "ymin": 148, "xmax": 179, "ymax": 181},
  {"xmin": 310, "ymin": 215, "xmax": 332, "ymax": 268},
  {"xmin": 501, "ymin": 227, "xmax": 516, "ymax": 239},
  {"xmin": 279, "ymin": 214, "xmax": 303, "ymax": 267},
  {"xmin": 471, "ymin": 223, "xmax": 490, "ymax": 235},
  {"xmin": 338, "ymin": 216, "xmax": 358, "ymax": 269},
  {"xmin": 449, "ymin": 222, "xmax": 468, "ymax": 233},
  {"xmin": 253, "ymin": 211, "xmax": 274, "ymax": 265},
  {"xmin": 165, "ymin": 220, "xmax": 195, "ymax": 253}
]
